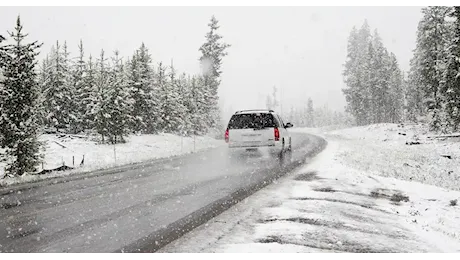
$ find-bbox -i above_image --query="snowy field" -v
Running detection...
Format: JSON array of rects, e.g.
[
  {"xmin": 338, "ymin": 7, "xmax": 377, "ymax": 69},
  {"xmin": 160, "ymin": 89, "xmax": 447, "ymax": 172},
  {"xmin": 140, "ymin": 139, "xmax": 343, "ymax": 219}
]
[
  {"xmin": 160, "ymin": 124, "xmax": 460, "ymax": 253},
  {"xmin": 327, "ymin": 123, "xmax": 460, "ymax": 191},
  {"xmin": 0, "ymin": 133, "xmax": 223, "ymax": 187}
]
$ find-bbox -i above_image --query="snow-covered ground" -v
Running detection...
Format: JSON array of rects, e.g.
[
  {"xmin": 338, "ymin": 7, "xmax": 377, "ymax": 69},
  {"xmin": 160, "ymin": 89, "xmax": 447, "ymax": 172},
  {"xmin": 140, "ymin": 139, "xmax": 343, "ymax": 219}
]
[
  {"xmin": 160, "ymin": 124, "xmax": 460, "ymax": 253},
  {"xmin": 328, "ymin": 123, "xmax": 460, "ymax": 191},
  {"xmin": 0, "ymin": 133, "xmax": 223, "ymax": 187}
]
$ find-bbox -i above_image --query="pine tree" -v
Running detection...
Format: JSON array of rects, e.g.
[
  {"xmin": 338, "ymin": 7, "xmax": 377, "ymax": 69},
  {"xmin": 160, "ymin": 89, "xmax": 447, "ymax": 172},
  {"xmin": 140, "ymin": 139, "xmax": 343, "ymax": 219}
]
[
  {"xmin": 387, "ymin": 53, "xmax": 404, "ymax": 123},
  {"xmin": 265, "ymin": 86, "xmax": 279, "ymax": 111},
  {"xmin": 0, "ymin": 35, "xmax": 3, "ymax": 149},
  {"xmin": 72, "ymin": 39, "xmax": 87, "ymax": 133},
  {"xmin": 411, "ymin": 6, "xmax": 452, "ymax": 131},
  {"xmin": 43, "ymin": 41, "xmax": 76, "ymax": 132},
  {"xmin": 169, "ymin": 69, "xmax": 189, "ymax": 135},
  {"xmin": 37, "ymin": 55, "xmax": 51, "ymax": 127},
  {"xmin": 265, "ymin": 95, "xmax": 273, "ymax": 110},
  {"xmin": 105, "ymin": 50, "xmax": 132, "ymax": 143},
  {"xmin": 176, "ymin": 73, "xmax": 193, "ymax": 135},
  {"xmin": 162, "ymin": 63, "xmax": 184, "ymax": 133},
  {"xmin": 128, "ymin": 43, "xmax": 158, "ymax": 134},
  {"xmin": 307, "ymin": 98, "xmax": 314, "ymax": 127},
  {"xmin": 138, "ymin": 44, "xmax": 158, "ymax": 134},
  {"xmin": 127, "ymin": 50, "xmax": 142, "ymax": 132},
  {"xmin": 406, "ymin": 59, "xmax": 424, "ymax": 122},
  {"xmin": 93, "ymin": 49, "xmax": 110, "ymax": 142},
  {"xmin": 343, "ymin": 20, "xmax": 405, "ymax": 126},
  {"xmin": 271, "ymin": 86, "xmax": 279, "ymax": 110},
  {"xmin": 288, "ymin": 106, "xmax": 295, "ymax": 125},
  {"xmin": 157, "ymin": 62, "xmax": 173, "ymax": 132},
  {"xmin": 43, "ymin": 43, "xmax": 60, "ymax": 129},
  {"xmin": 0, "ymin": 35, "xmax": 6, "ymax": 152},
  {"xmin": 199, "ymin": 16, "xmax": 230, "ymax": 132},
  {"xmin": 82, "ymin": 54, "xmax": 96, "ymax": 131},
  {"xmin": 61, "ymin": 41, "xmax": 78, "ymax": 133},
  {"xmin": 369, "ymin": 30, "xmax": 391, "ymax": 123},
  {"xmin": 343, "ymin": 21, "xmax": 372, "ymax": 125},
  {"xmin": 189, "ymin": 75, "xmax": 208, "ymax": 134},
  {"xmin": 444, "ymin": 6, "xmax": 460, "ymax": 131},
  {"xmin": 0, "ymin": 16, "xmax": 42, "ymax": 176}
]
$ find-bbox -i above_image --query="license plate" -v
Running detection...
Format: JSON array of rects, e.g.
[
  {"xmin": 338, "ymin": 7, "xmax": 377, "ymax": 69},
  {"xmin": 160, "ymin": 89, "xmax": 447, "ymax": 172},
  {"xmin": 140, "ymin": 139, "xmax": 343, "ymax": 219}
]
[{"xmin": 242, "ymin": 134, "xmax": 260, "ymax": 137}]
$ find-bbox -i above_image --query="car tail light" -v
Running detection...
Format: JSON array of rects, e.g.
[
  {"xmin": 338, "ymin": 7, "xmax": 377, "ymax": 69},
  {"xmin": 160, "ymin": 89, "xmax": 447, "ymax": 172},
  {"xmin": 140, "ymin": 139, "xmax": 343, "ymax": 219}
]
[
  {"xmin": 274, "ymin": 127, "xmax": 280, "ymax": 141},
  {"xmin": 225, "ymin": 128, "xmax": 229, "ymax": 143}
]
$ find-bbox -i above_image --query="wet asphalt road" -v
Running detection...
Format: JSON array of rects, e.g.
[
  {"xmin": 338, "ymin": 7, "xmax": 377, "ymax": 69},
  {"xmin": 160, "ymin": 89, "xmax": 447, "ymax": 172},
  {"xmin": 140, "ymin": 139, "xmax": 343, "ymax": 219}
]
[{"xmin": 0, "ymin": 132, "xmax": 326, "ymax": 253}]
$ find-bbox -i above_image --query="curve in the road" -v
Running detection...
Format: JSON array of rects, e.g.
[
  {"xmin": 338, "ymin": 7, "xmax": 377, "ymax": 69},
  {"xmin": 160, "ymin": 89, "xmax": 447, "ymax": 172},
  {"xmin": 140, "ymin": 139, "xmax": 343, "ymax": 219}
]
[
  {"xmin": 0, "ymin": 132, "xmax": 326, "ymax": 253},
  {"xmin": 118, "ymin": 133, "xmax": 327, "ymax": 253}
]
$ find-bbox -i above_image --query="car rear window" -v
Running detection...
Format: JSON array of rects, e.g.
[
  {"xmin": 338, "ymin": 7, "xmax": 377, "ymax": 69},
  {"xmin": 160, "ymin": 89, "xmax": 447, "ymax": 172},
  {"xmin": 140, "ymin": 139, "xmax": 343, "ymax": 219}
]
[{"xmin": 228, "ymin": 113, "xmax": 278, "ymax": 129}]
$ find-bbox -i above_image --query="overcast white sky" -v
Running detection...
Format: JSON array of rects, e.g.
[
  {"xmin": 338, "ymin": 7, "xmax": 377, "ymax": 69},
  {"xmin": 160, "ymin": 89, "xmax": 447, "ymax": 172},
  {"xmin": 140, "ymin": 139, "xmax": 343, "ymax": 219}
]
[{"xmin": 0, "ymin": 6, "xmax": 423, "ymax": 120}]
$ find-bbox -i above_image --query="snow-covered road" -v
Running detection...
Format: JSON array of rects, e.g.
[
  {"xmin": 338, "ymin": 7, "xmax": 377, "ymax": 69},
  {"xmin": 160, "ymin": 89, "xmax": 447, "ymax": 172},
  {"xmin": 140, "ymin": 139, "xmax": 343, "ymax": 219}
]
[
  {"xmin": 0, "ymin": 132, "xmax": 325, "ymax": 253},
  {"xmin": 160, "ymin": 127, "xmax": 460, "ymax": 253}
]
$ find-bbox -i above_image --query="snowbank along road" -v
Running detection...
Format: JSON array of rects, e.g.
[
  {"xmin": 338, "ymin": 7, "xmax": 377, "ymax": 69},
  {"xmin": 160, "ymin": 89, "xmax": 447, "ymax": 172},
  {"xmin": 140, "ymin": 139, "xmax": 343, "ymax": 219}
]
[{"xmin": 0, "ymin": 132, "xmax": 326, "ymax": 253}]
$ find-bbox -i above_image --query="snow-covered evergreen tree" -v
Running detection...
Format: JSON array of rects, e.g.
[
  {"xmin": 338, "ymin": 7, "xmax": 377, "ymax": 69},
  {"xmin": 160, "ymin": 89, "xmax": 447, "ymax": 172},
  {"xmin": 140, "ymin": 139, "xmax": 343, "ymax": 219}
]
[
  {"xmin": 175, "ymin": 73, "xmax": 193, "ymax": 135},
  {"xmin": 162, "ymin": 63, "xmax": 184, "ymax": 133},
  {"xmin": 0, "ymin": 16, "xmax": 42, "ymax": 176},
  {"xmin": 343, "ymin": 22, "xmax": 372, "ymax": 125},
  {"xmin": 288, "ymin": 106, "xmax": 295, "ymax": 125},
  {"xmin": 105, "ymin": 50, "xmax": 132, "ymax": 143},
  {"xmin": 199, "ymin": 15, "xmax": 230, "ymax": 132},
  {"xmin": 82, "ymin": 54, "xmax": 96, "ymax": 131},
  {"xmin": 72, "ymin": 39, "xmax": 87, "ymax": 133},
  {"xmin": 190, "ymin": 75, "xmax": 208, "ymax": 134},
  {"xmin": 93, "ymin": 49, "xmax": 110, "ymax": 141},
  {"xmin": 37, "ymin": 55, "xmax": 51, "ymax": 127},
  {"xmin": 43, "ymin": 43, "xmax": 60, "ymax": 129},
  {"xmin": 156, "ymin": 62, "xmax": 175, "ymax": 132},
  {"xmin": 43, "ymin": 41, "xmax": 76, "ymax": 132},
  {"xmin": 369, "ymin": 30, "xmax": 391, "ymax": 124},
  {"xmin": 343, "ymin": 20, "xmax": 405, "ymax": 126},
  {"xmin": 127, "ymin": 50, "xmax": 142, "ymax": 132},
  {"xmin": 265, "ymin": 95, "xmax": 273, "ymax": 111},
  {"xmin": 0, "ymin": 35, "xmax": 4, "ymax": 147},
  {"xmin": 0, "ymin": 35, "xmax": 6, "ymax": 152},
  {"xmin": 306, "ymin": 98, "xmax": 314, "ymax": 127},
  {"xmin": 411, "ymin": 6, "xmax": 452, "ymax": 131},
  {"xmin": 128, "ymin": 43, "xmax": 158, "ymax": 134},
  {"xmin": 444, "ymin": 6, "xmax": 460, "ymax": 131},
  {"xmin": 406, "ymin": 59, "xmax": 425, "ymax": 122},
  {"xmin": 265, "ymin": 86, "xmax": 279, "ymax": 111},
  {"xmin": 387, "ymin": 53, "xmax": 404, "ymax": 123},
  {"xmin": 167, "ymin": 66, "xmax": 188, "ymax": 135},
  {"xmin": 138, "ymin": 44, "xmax": 158, "ymax": 133},
  {"xmin": 61, "ymin": 41, "xmax": 78, "ymax": 133}
]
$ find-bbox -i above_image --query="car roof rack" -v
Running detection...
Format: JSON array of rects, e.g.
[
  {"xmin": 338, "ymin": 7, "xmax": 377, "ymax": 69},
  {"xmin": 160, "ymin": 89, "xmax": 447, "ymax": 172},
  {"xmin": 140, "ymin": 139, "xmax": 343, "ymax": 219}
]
[{"xmin": 235, "ymin": 109, "xmax": 275, "ymax": 114}]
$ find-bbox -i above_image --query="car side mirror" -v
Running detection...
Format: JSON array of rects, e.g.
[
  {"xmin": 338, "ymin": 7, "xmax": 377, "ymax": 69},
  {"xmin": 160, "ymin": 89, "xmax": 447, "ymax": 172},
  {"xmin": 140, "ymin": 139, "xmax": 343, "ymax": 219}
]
[{"xmin": 285, "ymin": 122, "xmax": 293, "ymax": 128}]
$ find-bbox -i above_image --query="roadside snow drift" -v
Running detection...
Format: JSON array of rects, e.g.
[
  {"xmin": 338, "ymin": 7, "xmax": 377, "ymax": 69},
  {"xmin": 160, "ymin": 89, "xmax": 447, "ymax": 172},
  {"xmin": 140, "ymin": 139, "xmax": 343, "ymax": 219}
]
[
  {"xmin": 327, "ymin": 123, "xmax": 460, "ymax": 191},
  {"xmin": 0, "ymin": 133, "xmax": 223, "ymax": 186}
]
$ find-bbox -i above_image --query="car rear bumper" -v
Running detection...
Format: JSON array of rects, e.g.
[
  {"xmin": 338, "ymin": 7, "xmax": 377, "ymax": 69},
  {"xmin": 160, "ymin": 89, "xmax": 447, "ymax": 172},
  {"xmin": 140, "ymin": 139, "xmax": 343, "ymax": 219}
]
[
  {"xmin": 228, "ymin": 143, "xmax": 275, "ymax": 148},
  {"xmin": 228, "ymin": 142, "xmax": 283, "ymax": 154}
]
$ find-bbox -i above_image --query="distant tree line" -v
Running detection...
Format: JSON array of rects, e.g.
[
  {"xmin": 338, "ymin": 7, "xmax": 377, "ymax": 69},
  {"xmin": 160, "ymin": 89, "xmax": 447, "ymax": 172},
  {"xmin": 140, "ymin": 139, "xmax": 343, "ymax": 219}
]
[
  {"xmin": 285, "ymin": 98, "xmax": 354, "ymax": 128},
  {"xmin": 0, "ymin": 15, "xmax": 230, "ymax": 177},
  {"xmin": 265, "ymin": 86, "xmax": 353, "ymax": 128}
]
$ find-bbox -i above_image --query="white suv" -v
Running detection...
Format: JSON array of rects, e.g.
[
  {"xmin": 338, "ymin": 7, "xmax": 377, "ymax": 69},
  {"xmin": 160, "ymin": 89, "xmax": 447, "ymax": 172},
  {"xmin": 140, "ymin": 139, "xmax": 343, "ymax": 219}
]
[{"xmin": 224, "ymin": 109, "xmax": 293, "ymax": 158}]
